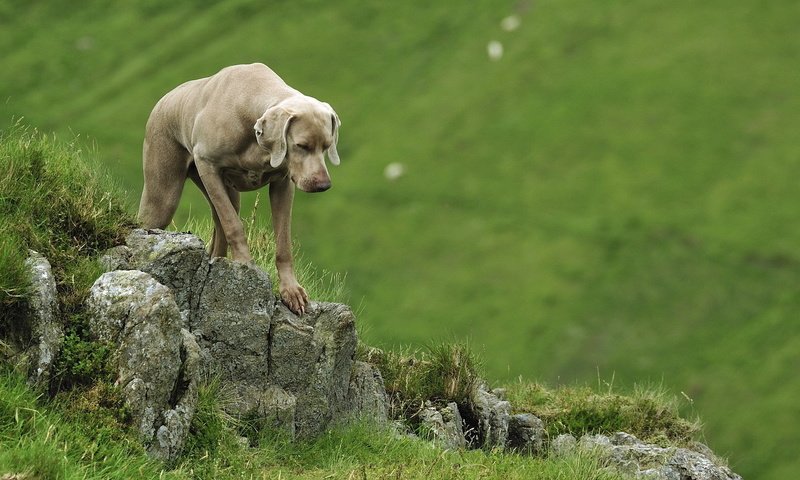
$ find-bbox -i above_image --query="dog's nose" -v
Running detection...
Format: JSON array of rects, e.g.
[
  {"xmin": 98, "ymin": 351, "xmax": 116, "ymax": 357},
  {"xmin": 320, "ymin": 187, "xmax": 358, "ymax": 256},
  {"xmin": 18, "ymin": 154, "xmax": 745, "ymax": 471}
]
[{"xmin": 310, "ymin": 180, "xmax": 331, "ymax": 193}]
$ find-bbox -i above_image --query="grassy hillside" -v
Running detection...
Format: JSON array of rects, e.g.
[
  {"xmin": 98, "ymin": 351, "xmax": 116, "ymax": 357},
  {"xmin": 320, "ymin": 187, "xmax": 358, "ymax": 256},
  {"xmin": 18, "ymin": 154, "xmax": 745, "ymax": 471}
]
[
  {"xmin": 1, "ymin": 366, "xmax": 633, "ymax": 480},
  {"xmin": 2, "ymin": 1, "xmax": 798, "ymax": 478}
]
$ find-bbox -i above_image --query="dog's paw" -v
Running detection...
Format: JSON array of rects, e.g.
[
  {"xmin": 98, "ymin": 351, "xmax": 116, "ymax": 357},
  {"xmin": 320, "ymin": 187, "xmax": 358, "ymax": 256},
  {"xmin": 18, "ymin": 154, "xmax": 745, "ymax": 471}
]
[{"xmin": 280, "ymin": 282, "xmax": 309, "ymax": 316}]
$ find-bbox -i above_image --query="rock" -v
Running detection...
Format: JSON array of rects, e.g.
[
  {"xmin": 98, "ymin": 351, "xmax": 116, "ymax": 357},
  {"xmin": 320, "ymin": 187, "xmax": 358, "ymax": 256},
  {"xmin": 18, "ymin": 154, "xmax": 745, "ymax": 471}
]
[
  {"xmin": 22, "ymin": 251, "xmax": 63, "ymax": 387},
  {"xmin": 418, "ymin": 402, "xmax": 466, "ymax": 450},
  {"xmin": 347, "ymin": 361, "xmax": 389, "ymax": 423},
  {"xmin": 225, "ymin": 383, "xmax": 297, "ymax": 439},
  {"xmin": 269, "ymin": 302, "xmax": 358, "ymax": 438},
  {"xmin": 95, "ymin": 229, "xmax": 374, "ymax": 445},
  {"xmin": 550, "ymin": 433, "xmax": 577, "ymax": 456},
  {"xmin": 507, "ymin": 413, "xmax": 545, "ymax": 454},
  {"xmin": 570, "ymin": 432, "xmax": 742, "ymax": 480},
  {"xmin": 121, "ymin": 229, "xmax": 210, "ymax": 317},
  {"xmin": 151, "ymin": 328, "xmax": 201, "ymax": 462},
  {"xmin": 98, "ymin": 245, "xmax": 132, "ymax": 271},
  {"xmin": 467, "ymin": 383, "xmax": 511, "ymax": 449},
  {"xmin": 86, "ymin": 270, "xmax": 198, "ymax": 463},
  {"xmin": 194, "ymin": 257, "xmax": 273, "ymax": 381}
]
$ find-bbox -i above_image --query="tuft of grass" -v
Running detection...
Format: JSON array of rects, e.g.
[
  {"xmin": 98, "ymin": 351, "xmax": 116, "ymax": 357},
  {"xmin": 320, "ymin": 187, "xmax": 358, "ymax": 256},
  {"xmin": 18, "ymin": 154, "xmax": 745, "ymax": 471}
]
[
  {"xmin": 359, "ymin": 342, "xmax": 482, "ymax": 422},
  {"xmin": 506, "ymin": 379, "xmax": 700, "ymax": 447},
  {"xmin": 0, "ymin": 368, "xmax": 175, "ymax": 479},
  {"xmin": 182, "ymin": 192, "xmax": 348, "ymax": 304},
  {"xmin": 0, "ymin": 123, "xmax": 135, "ymax": 390},
  {"xmin": 0, "ymin": 124, "xmax": 134, "ymax": 324}
]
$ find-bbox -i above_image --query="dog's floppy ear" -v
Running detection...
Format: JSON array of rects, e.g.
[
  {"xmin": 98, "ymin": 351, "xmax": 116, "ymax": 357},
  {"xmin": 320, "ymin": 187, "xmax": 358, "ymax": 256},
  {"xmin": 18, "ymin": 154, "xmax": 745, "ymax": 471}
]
[
  {"xmin": 324, "ymin": 103, "xmax": 341, "ymax": 166},
  {"xmin": 256, "ymin": 106, "xmax": 294, "ymax": 168}
]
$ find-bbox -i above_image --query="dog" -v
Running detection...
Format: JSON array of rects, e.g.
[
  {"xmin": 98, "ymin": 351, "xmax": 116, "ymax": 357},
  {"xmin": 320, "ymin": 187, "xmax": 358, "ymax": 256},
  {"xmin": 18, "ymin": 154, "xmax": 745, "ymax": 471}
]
[{"xmin": 137, "ymin": 63, "xmax": 341, "ymax": 315}]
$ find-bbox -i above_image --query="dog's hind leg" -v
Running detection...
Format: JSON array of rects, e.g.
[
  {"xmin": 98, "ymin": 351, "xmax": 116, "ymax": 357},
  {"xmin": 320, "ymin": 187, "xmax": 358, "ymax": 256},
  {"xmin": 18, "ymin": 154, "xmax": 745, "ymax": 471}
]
[{"xmin": 138, "ymin": 133, "xmax": 190, "ymax": 229}]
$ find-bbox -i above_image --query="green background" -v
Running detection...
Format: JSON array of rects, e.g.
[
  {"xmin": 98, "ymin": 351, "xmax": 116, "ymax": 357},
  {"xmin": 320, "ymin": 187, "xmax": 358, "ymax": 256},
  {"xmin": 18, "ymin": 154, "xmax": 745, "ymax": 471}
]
[{"xmin": 2, "ymin": 1, "xmax": 798, "ymax": 477}]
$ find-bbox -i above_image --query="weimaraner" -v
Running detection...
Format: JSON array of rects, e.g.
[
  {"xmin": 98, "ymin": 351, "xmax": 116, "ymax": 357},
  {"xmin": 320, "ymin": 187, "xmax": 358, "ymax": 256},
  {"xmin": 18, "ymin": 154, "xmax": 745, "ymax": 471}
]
[{"xmin": 138, "ymin": 63, "xmax": 341, "ymax": 315}]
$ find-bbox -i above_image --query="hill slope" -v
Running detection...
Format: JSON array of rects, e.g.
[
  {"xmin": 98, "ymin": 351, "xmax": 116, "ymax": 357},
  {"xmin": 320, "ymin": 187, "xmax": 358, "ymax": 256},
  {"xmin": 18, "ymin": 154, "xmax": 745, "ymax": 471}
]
[{"xmin": 2, "ymin": 1, "xmax": 799, "ymax": 478}]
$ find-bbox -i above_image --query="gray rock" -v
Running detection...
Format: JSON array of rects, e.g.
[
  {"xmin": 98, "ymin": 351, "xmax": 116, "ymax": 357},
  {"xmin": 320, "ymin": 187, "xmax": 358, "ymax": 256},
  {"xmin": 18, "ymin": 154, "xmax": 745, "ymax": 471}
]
[
  {"xmin": 123, "ymin": 228, "xmax": 210, "ymax": 318},
  {"xmin": 550, "ymin": 433, "xmax": 577, "ymax": 456},
  {"xmin": 270, "ymin": 302, "xmax": 357, "ymax": 438},
  {"xmin": 23, "ymin": 251, "xmax": 63, "ymax": 387},
  {"xmin": 571, "ymin": 432, "xmax": 742, "ymax": 480},
  {"xmin": 507, "ymin": 413, "xmax": 545, "ymax": 454},
  {"xmin": 347, "ymin": 361, "xmax": 389, "ymax": 423},
  {"xmin": 223, "ymin": 382, "xmax": 297, "ymax": 439},
  {"xmin": 467, "ymin": 383, "xmax": 511, "ymax": 449},
  {"xmin": 419, "ymin": 402, "xmax": 466, "ymax": 450},
  {"xmin": 150, "ymin": 328, "xmax": 201, "ymax": 462},
  {"xmin": 86, "ymin": 270, "xmax": 197, "ymax": 463},
  {"xmin": 99, "ymin": 229, "xmax": 370, "ymax": 444},
  {"xmin": 99, "ymin": 245, "xmax": 132, "ymax": 271},
  {"xmin": 194, "ymin": 257, "xmax": 273, "ymax": 381}
]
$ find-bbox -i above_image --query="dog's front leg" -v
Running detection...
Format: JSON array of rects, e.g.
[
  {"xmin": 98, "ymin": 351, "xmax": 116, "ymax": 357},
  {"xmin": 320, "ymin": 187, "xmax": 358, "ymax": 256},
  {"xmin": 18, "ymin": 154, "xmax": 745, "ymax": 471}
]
[
  {"xmin": 269, "ymin": 175, "xmax": 309, "ymax": 315},
  {"xmin": 195, "ymin": 158, "xmax": 252, "ymax": 263}
]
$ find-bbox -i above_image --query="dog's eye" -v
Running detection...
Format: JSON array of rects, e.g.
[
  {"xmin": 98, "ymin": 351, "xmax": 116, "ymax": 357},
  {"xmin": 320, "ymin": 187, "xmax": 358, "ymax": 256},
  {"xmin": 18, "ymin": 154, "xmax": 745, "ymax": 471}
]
[{"xmin": 296, "ymin": 144, "xmax": 310, "ymax": 151}]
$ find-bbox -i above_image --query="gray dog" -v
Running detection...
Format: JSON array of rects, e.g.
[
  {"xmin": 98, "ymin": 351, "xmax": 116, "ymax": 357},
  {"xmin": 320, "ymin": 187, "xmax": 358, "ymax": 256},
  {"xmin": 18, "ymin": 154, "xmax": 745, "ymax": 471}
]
[{"xmin": 138, "ymin": 63, "xmax": 341, "ymax": 315}]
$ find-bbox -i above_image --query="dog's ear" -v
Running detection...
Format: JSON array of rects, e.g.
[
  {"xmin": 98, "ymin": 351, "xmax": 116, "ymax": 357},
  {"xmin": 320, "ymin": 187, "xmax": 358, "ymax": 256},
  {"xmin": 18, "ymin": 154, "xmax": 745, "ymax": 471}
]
[
  {"xmin": 257, "ymin": 106, "xmax": 294, "ymax": 168},
  {"xmin": 324, "ymin": 103, "xmax": 341, "ymax": 166}
]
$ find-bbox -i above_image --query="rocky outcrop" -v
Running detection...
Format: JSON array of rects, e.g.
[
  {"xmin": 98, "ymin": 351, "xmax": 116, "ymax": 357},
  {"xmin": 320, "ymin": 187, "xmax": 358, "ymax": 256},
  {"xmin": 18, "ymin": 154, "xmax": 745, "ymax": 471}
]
[
  {"xmin": 5, "ymin": 230, "xmax": 741, "ymax": 478},
  {"xmin": 347, "ymin": 361, "xmax": 389, "ymax": 423},
  {"xmin": 19, "ymin": 251, "xmax": 64, "ymax": 388},
  {"xmin": 465, "ymin": 383, "xmax": 512, "ymax": 449},
  {"xmin": 507, "ymin": 413, "xmax": 546, "ymax": 455},
  {"xmin": 419, "ymin": 401, "xmax": 466, "ymax": 450},
  {"xmin": 86, "ymin": 270, "xmax": 199, "ymax": 462},
  {"xmin": 553, "ymin": 432, "xmax": 742, "ymax": 480},
  {"xmin": 91, "ymin": 229, "xmax": 385, "ymax": 460}
]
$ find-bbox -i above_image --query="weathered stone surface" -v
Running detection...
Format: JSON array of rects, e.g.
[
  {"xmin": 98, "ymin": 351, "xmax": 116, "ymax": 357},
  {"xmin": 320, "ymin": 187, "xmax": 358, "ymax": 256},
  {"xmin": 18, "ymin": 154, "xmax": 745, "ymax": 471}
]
[
  {"xmin": 270, "ymin": 302, "xmax": 357, "ymax": 438},
  {"xmin": 565, "ymin": 432, "xmax": 742, "ymax": 480},
  {"xmin": 122, "ymin": 228, "xmax": 210, "ymax": 316},
  {"xmin": 150, "ymin": 328, "xmax": 201, "ymax": 462},
  {"xmin": 23, "ymin": 250, "xmax": 63, "ymax": 387},
  {"xmin": 195, "ymin": 257, "xmax": 273, "ymax": 380},
  {"xmin": 86, "ymin": 270, "xmax": 197, "ymax": 463},
  {"xmin": 419, "ymin": 401, "xmax": 466, "ymax": 450},
  {"xmin": 467, "ymin": 383, "xmax": 511, "ymax": 449},
  {"xmin": 507, "ymin": 413, "xmax": 545, "ymax": 454},
  {"xmin": 551, "ymin": 433, "xmax": 578, "ymax": 456},
  {"xmin": 347, "ymin": 361, "xmax": 389, "ymax": 423},
  {"xmin": 96, "ymin": 230, "xmax": 369, "ymax": 445}
]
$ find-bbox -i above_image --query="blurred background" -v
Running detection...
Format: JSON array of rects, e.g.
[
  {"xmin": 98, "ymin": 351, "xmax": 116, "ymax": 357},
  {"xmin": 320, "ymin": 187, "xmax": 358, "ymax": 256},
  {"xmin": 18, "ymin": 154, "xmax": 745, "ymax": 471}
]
[{"xmin": 2, "ymin": 1, "xmax": 798, "ymax": 477}]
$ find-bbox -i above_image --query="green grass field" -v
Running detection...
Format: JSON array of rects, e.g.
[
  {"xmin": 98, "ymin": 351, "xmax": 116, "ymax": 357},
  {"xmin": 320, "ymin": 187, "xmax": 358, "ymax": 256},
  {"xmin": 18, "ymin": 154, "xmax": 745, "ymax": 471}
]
[{"xmin": 2, "ymin": 1, "xmax": 799, "ymax": 478}]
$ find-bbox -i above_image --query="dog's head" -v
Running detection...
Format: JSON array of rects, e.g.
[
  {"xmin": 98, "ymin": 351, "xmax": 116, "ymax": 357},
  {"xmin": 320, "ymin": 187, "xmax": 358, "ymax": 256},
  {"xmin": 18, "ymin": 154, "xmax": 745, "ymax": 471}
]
[{"xmin": 254, "ymin": 96, "xmax": 340, "ymax": 193}]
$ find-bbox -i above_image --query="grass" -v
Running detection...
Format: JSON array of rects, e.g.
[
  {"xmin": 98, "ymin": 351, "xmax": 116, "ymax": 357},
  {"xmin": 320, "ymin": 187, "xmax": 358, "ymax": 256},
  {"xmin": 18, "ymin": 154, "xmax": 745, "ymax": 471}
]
[
  {"xmin": 2, "ymin": 1, "xmax": 798, "ymax": 477},
  {"xmin": 0, "ymin": 369, "xmax": 168, "ymax": 479},
  {"xmin": 506, "ymin": 379, "xmax": 700, "ymax": 448},
  {"xmin": 1, "ymin": 366, "xmax": 631, "ymax": 480},
  {"xmin": 0, "ymin": 124, "xmax": 134, "ymax": 387}
]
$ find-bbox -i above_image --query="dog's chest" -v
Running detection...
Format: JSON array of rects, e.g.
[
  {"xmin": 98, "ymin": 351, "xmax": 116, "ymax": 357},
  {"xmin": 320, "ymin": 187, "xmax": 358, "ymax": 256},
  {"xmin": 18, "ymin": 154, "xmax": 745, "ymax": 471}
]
[
  {"xmin": 220, "ymin": 147, "xmax": 283, "ymax": 191},
  {"xmin": 221, "ymin": 166, "xmax": 284, "ymax": 192}
]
